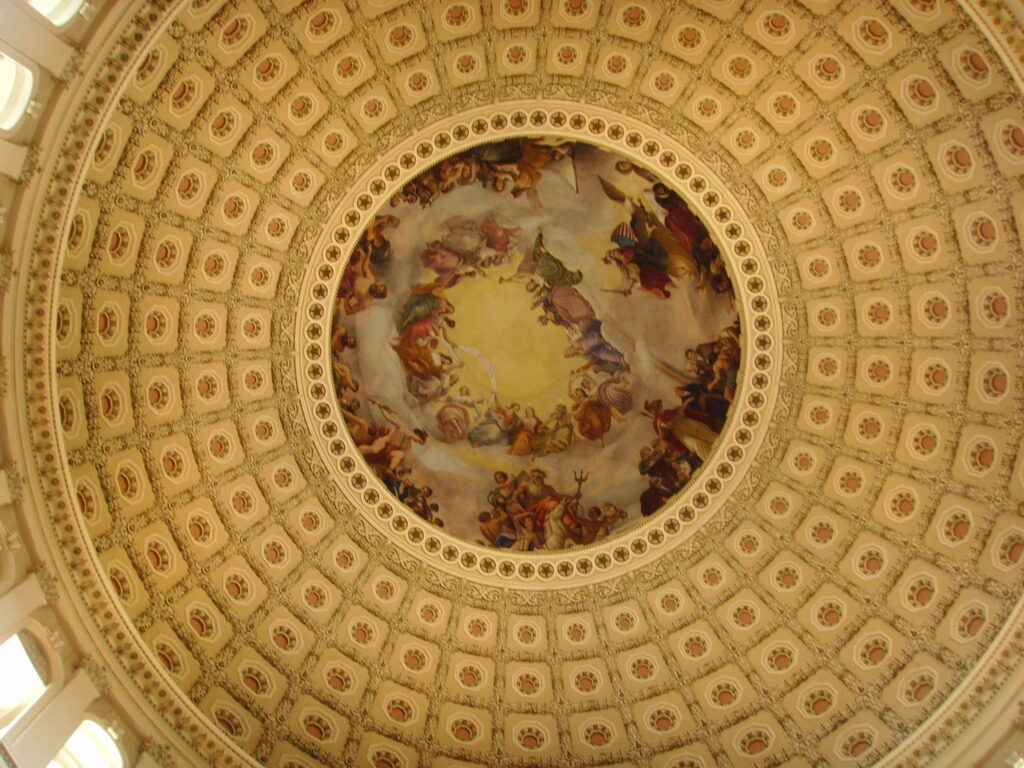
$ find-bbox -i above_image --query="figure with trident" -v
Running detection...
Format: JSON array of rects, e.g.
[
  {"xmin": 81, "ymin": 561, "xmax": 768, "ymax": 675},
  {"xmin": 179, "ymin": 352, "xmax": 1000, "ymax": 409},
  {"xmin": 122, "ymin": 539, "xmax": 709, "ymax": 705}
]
[{"xmin": 542, "ymin": 469, "xmax": 589, "ymax": 550}]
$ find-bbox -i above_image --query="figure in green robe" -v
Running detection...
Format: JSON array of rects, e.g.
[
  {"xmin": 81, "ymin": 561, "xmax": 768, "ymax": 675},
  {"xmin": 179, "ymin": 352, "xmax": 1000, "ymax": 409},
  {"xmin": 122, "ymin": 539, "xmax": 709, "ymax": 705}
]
[{"xmin": 502, "ymin": 228, "xmax": 582, "ymax": 288}]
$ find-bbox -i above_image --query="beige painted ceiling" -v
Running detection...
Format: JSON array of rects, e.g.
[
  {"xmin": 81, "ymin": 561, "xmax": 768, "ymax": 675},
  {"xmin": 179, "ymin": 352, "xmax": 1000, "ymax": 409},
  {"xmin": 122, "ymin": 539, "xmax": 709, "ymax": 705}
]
[{"xmin": 8, "ymin": 0, "xmax": 1024, "ymax": 766}]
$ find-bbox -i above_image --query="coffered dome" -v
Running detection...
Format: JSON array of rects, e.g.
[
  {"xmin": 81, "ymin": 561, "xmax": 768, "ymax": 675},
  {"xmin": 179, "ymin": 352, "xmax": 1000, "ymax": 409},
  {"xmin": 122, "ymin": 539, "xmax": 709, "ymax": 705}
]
[{"xmin": 2, "ymin": 0, "xmax": 1024, "ymax": 766}]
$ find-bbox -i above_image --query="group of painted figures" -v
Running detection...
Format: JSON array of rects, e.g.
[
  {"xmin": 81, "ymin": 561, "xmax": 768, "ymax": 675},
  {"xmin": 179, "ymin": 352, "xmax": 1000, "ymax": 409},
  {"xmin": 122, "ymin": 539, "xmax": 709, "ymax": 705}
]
[
  {"xmin": 388, "ymin": 137, "xmax": 731, "ymax": 303},
  {"xmin": 389, "ymin": 137, "xmax": 573, "ymax": 209},
  {"xmin": 330, "ymin": 140, "xmax": 740, "ymax": 548}
]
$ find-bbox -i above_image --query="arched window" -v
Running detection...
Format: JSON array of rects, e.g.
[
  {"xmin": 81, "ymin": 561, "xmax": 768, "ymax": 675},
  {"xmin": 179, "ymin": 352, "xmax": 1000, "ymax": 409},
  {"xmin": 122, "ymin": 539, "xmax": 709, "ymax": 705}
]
[
  {"xmin": 28, "ymin": 0, "xmax": 87, "ymax": 27},
  {"xmin": 48, "ymin": 719, "xmax": 124, "ymax": 768},
  {"xmin": 0, "ymin": 632, "xmax": 48, "ymax": 735},
  {"xmin": 0, "ymin": 52, "xmax": 33, "ymax": 131}
]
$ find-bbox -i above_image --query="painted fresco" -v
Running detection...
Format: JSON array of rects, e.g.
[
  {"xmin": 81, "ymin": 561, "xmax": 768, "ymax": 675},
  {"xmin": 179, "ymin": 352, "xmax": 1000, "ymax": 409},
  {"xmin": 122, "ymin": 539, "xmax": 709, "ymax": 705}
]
[{"xmin": 331, "ymin": 137, "xmax": 740, "ymax": 550}]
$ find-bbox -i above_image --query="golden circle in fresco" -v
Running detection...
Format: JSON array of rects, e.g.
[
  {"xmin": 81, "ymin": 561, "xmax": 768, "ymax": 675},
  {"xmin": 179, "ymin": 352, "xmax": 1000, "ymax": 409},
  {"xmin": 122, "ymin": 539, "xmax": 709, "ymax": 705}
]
[{"xmin": 331, "ymin": 137, "xmax": 739, "ymax": 549}]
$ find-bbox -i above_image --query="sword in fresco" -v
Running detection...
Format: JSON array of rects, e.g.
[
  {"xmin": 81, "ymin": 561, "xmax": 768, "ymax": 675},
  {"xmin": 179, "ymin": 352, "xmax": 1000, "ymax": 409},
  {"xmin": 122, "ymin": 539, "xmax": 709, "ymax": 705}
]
[
  {"xmin": 652, "ymin": 357, "xmax": 699, "ymax": 384},
  {"xmin": 456, "ymin": 345, "xmax": 498, "ymax": 393}
]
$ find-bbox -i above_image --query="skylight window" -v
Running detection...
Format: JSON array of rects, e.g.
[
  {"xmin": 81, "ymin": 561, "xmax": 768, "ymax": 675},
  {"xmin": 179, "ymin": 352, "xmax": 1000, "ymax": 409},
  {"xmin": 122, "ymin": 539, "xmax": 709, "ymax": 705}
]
[
  {"xmin": 28, "ymin": 0, "xmax": 86, "ymax": 27},
  {"xmin": 48, "ymin": 719, "xmax": 124, "ymax": 768},
  {"xmin": 0, "ymin": 53, "xmax": 33, "ymax": 131},
  {"xmin": 0, "ymin": 633, "xmax": 47, "ymax": 735}
]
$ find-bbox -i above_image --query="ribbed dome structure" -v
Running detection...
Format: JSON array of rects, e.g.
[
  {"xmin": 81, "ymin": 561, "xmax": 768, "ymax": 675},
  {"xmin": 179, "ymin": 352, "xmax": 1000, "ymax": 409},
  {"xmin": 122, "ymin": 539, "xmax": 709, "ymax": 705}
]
[{"xmin": 1, "ymin": 1, "xmax": 1023, "ymax": 767}]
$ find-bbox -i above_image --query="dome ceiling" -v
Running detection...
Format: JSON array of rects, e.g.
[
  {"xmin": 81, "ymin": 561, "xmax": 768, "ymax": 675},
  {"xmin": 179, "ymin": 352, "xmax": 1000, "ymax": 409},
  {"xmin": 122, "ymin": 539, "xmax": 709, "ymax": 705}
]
[{"xmin": 11, "ymin": 0, "xmax": 1024, "ymax": 766}]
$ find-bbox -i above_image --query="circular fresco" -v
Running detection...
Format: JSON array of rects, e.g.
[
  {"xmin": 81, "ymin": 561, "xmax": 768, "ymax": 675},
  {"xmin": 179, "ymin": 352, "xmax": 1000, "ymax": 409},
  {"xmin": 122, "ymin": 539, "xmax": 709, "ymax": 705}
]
[{"xmin": 331, "ymin": 136, "xmax": 740, "ymax": 549}]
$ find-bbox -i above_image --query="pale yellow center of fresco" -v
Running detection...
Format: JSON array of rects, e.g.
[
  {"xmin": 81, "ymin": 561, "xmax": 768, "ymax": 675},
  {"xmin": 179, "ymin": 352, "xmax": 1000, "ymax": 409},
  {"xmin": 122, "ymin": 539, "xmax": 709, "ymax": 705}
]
[{"xmin": 446, "ymin": 259, "xmax": 579, "ymax": 418}]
